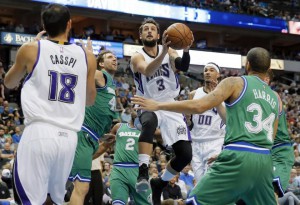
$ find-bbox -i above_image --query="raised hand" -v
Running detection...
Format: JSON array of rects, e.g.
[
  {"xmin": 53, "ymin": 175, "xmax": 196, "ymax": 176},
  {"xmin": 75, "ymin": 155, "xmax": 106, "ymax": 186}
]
[
  {"xmin": 34, "ymin": 30, "xmax": 47, "ymax": 41},
  {"xmin": 162, "ymin": 30, "xmax": 171, "ymax": 53},
  {"xmin": 183, "ymin": 31, "xmax": 194, "ymax": 52},
  {"xmin": 80, "ymin": 36, "xmax": 93, "ymax": 52}
]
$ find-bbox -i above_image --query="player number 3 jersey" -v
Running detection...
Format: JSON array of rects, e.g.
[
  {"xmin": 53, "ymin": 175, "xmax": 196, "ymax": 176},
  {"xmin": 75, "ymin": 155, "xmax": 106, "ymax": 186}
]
[{"xmin": 131, "ymin": 45, "xmax": 180, "ymax": 101}]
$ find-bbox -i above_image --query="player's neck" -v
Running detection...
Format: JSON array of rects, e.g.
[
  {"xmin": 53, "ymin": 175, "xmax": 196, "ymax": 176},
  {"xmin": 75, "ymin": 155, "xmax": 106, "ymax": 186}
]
[
  {"xmin": 48, "ymin": 33, "xmax": 69, "ymax": 43},
  {"xmin": 143, "ymin": 45, "xmax": 158, "ymax": 57},
  {"xmin": 104, "ymin": 69, "xmax": 115, "ymax": 77},
  {"xmin": 203, "ymin": 81, "xmax": 212, "ymax": 93},
  {"xmin": 248, "ymin": 71, "xmax": 266, "ymax": 81}
]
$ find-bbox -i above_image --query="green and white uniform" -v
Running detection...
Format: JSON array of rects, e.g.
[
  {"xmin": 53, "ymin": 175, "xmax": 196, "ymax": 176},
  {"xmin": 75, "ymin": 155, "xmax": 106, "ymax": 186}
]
[
  {"xmin": 69, "ymin": 70, "xmax": 116, "ymax": 182},
  {"xmin": 272, "ymin": 110, "xmax": 294, "ymax": 197},
  {"xmin": 110, "ymin": 123, "xmax": 152, "ymax": 205},
  {"xmin": 186, "ymin": 76, "xmax": 279, "ymax": 205}
]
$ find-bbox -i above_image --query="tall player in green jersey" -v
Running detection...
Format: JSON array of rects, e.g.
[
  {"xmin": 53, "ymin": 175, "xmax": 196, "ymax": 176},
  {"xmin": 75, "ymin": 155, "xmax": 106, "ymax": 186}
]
[
  {"xmin": 69, "ymin": 50, "xmax": 117, "ymax": 205},
  {"xmin": 132, "ymin": 47, "xmax": 279, "ymax": 205},
  {"xmin": 109, "ymin": 111, "xmax": 152, "ymax": 205}
]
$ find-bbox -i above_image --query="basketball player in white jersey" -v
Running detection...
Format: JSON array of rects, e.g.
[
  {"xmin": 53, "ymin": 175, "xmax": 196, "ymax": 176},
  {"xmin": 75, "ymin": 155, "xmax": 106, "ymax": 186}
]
[
  {"xmin": 130, "ymin": 17, "xmax": 193, "ymax": 201},
  {"xmin": 188, "ymin": 62, "xmax": 225, "ymax": 183},
  {"xmin": 4, "ymin": 3, "xmax": 96, "ymax": 204}
]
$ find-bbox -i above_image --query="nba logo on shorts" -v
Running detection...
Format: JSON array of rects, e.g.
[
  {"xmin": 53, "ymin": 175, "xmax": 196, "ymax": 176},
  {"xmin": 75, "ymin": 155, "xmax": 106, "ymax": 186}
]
[{"xmin": 177, "ymin": 125, "xmax": 186, "ymax": 136}]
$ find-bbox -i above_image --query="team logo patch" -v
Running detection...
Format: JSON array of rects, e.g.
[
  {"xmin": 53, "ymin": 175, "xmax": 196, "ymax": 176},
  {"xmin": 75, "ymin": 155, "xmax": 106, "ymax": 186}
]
[{"xmin": 177, "ymin": 125, "xmax": 186, "ymax": 135}]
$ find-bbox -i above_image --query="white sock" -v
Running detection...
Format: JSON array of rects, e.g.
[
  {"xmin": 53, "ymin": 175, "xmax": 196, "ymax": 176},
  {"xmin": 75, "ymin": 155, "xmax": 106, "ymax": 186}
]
[
  {"xmin": 138, "ymin": 154, "xmax": 150, "ymax": 166},
  {"xmin": 161, "ymin": 168, "xmax": 175, "ymax": 181}
]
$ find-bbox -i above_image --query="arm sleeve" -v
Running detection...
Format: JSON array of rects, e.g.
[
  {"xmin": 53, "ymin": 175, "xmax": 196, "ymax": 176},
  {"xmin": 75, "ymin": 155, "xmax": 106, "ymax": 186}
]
[{"xmin": 175, "ymin": 51, "xmax": 190, "ymax": 72}]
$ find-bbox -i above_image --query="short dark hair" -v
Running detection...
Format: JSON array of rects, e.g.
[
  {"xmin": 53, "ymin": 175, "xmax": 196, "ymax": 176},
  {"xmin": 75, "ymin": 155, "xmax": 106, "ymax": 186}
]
[
  {"xmin": 97, "ymin": 50, "xmax": 113, "ymax": 70},
  {"xmin": 246, "ymin": 47, "xmax": 270, "ymax": 73},
  {"xmin": 41, "ymin": 3, "xmax": 70, "ymax": 38},
  {"xmin": 139, "ymin": 17, "xmax": 160, "ymax": 35}
]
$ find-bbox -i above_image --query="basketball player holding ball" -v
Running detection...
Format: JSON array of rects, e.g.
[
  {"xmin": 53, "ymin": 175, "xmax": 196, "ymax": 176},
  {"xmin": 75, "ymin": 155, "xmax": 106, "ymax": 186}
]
[{"xmin": 130, "ymin": 18, "xmax": 193, "ymax": 202}]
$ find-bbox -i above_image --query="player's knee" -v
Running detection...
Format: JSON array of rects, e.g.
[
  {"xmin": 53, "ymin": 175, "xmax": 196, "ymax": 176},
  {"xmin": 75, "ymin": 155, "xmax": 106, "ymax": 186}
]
[
  {"xmin": 170, "ymin": 140, "xmax": 192, "ymax": 172},
  {"xmin": 139, "ymin": 112, "xmax": 158, "ymax": 143}
]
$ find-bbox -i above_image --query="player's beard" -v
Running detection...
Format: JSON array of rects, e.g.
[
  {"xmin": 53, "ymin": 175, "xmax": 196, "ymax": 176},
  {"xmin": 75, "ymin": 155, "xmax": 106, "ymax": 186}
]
[{"xmin": 142, "ymin": 39, "xmax": 157, "ymax": 47}]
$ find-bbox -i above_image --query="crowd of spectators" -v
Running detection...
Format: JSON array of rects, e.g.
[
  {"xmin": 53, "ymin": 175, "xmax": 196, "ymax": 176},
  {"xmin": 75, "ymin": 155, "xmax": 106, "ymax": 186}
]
[{"xmin": 143, "ymin": 0, "xmax": 300, "ymax": 21}]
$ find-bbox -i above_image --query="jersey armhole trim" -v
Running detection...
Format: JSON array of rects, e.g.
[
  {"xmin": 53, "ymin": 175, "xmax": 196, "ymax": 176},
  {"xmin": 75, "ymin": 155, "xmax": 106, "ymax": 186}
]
[
  {"xmin": 97, "ymin": 73, "xmax": 107, "ymax": 90},
  {"xmin": 23, "ymin": 40, "xmax": 40, "ymax": 84},
  {"xmin": 225, "ymin": 76, "xmax": 247, "ymax": 107}
]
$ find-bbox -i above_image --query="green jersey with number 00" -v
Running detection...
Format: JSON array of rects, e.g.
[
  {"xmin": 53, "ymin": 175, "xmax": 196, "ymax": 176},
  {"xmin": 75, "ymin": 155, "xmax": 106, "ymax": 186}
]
[
  {"xmin": 113, "ymin": 123, "xmax": 140, "ymax": 164},
  {"xmin": 82, "ymin": 70, "xmax": 116, "ymax": 135},
  {"xmin": 224, "ymin": 75, "xmax": 279, "ymax": 149}
]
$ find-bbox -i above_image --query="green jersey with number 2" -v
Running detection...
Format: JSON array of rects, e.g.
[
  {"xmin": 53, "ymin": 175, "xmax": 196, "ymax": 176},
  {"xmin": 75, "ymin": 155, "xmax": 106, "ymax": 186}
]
[
  {"xmin": 113, "ymin": 123, "xmax": 140, "ymax": 164},
  {"xmin": 225, "ymin": 76, "xmax": 279, "ymax": 149}
]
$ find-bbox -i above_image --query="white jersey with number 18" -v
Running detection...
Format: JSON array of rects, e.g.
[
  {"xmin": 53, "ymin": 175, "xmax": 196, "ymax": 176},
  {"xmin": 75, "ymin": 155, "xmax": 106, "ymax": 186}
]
[{"xmin": 21, "ymin": 39, "xmax": 87, "ymax": 131}]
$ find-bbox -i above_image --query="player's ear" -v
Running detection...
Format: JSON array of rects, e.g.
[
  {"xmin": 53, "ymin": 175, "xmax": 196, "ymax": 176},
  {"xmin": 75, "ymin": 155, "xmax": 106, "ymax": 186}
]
[
  {"xmin": 99, "ymin": 62, "xmax": 104, "ymax": 69},
  {"xmin": 245, "ymin": 61, "xmax": 250, "ymax": 74},
  {"xmin": 68, "ymin": 19, "xmax": 72, "ymax": 29}
]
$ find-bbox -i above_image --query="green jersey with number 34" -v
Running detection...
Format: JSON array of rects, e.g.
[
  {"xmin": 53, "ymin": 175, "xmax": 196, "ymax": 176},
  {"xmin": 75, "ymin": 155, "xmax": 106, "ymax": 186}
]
[
  {"xmin": 113, "ymin": 123, "xmax": 140, "ymax": 164},
  {"xmin": 225, "ymin": 75, "xmax": 279, "ymax": 149},
  {"xmin": 82, "ymin": 70, "xmax": 116, "ymax": 134}
]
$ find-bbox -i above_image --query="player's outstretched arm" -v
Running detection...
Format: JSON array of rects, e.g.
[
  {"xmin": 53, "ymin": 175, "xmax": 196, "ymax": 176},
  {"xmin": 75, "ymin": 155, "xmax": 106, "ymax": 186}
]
[
  {"xmin": 132, "ymin": 77, "xmax": 238, "ymax": 115},
  {"xmin": 85, "ymin": 49, "xmax": 96, "ymax": 106}
]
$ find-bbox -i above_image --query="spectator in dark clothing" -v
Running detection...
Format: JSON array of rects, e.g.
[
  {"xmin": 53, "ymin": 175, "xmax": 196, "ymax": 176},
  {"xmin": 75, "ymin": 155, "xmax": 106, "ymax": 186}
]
[
  {"xmin": 0, "ymin": 181, "xmax": 10, "ymax": 200},
  {"xmin": 162, "ymin": 176, "xmax": 183, "ymax": 200}
]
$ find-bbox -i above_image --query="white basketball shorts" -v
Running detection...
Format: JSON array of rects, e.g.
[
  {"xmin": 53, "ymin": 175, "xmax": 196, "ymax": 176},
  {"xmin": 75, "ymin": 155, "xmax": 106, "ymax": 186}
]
[
  {"xmin": 155, "ymin": 110, "xmax": 191, "ymax": 147},
  {"xmin": 13, "ymin": 122, "xmax": 77, "ymax": 205},
  {"xmin": 191, "ymin": 138, "xmax": 224, "ymax": 183}
]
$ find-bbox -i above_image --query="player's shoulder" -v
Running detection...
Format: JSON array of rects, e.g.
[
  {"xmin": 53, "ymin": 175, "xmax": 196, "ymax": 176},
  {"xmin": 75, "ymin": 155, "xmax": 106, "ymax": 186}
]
[
  {"xmin": 221, "ymin": 76, "xmax": 244, "ymax": 86},
  {"xmin": 16, "ymin": 41, "xmax": 39, "ymax": 61},
  {"xmin": 114, "ymin": 122, "xmax": 122, "ymax": 129},
  {"xmin": 19, "ymin": 41, "xmax": 39, "ymax": 52},
  {"xmin": 130, "ymin": 52, "xmax": 144, "ymax": 61}
]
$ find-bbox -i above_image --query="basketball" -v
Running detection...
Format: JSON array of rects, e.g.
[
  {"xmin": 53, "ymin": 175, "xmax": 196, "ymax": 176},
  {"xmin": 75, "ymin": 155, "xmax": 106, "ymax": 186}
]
[{"xmin": 166, "ymin": 23, "xmax": 193, "ymax": 50}]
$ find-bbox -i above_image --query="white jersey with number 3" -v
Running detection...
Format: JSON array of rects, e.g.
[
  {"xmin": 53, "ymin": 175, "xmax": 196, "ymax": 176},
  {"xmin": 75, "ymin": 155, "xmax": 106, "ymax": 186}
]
[
  {"xmin": 131, "ymin": 45, "xmax": 180, "ymax": 101},
  {"xmin": 191, "ymin": 87, "xmax": 225, "ymax": 142},
  {"xmin": 21, "ymin": 39, "xmax": 87, "ymax": 131}
]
